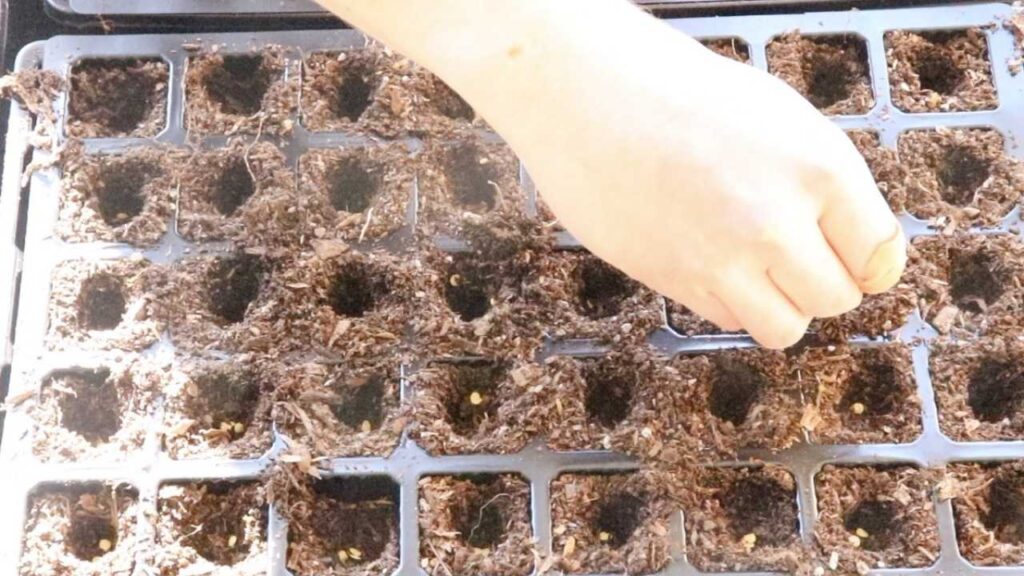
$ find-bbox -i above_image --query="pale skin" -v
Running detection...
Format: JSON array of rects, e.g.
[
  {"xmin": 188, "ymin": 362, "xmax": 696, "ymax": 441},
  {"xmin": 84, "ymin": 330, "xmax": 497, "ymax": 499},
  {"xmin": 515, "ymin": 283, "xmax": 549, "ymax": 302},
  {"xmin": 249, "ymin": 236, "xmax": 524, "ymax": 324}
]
[{"xmin": 316, "ymin": 0, "xmax": 907, "ymax": 349}]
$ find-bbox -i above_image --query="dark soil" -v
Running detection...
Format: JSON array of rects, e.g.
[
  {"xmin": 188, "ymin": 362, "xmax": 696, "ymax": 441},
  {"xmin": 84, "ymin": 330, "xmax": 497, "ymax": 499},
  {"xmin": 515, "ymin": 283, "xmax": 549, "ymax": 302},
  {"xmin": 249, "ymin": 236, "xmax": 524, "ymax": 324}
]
[
  {"xmin": 419, "ymin": 475, "xmax": 533, "ymax": 576},
  {"xmin": 677, "ymin": 466, "xmax": 804, "ymax": 572},
  {"xmin": 19, "ymin": 483, "xmax": 138, "ymax": 576},
  {"xmin": 949, "ymin": 247, "xmax": 1004, "ymax": 312},
  {"xmin": 327, "ymin": 156, "xmax": 381, "ymax": 213},
  {"xmin": 550, "ymin": 472, "xmax": 673, "ymax": 575},
  {"xmin": 952, "ymin": 462, "xmax": 1024, "ymax": 565},
  {"xmin": 76, "ymin": 273, "xmax": 127, "ymax": 331},
  {"xmin": 768, "ymin": 33, "xmax": 874, "ymax": 115},
  {"xmin": 207, "ymin": 254, "xmax": 265, "ymax": 324},
  {"xmin": 886, "ymin": 29, "xmax": 997, "ymax": 112},
  {"xmin": 67, "ymin": 58, "xmax": 168, "ymax": 138},
  {"xmin": 573, "ymin": 256, "xmax": 637, "ymax": 320},
  {"xmin": 709, "ymin": 356, "xmax": 767, "ymax": 426},
  {"xmin": 582, "ymin": 357, "xmax": 636, "ymax": 428},
  {"xmin": 284, "ymin": 476, "xmax": 399, "ymax": 576},
  {"xmin": 211, "ymin": 157, "xmax": 256, "ymax": 216},
  {"xmin": 702, "ymin": 38, "xmax": 750, "ymax": 63},
  {"xmin": 931, "ymin": 337, "xmax": 1024, "ymax": 441},
  {"xmin": 55, "ymin": 368, "xmax": 121, "ymax": 444},
  {"xmin": 157, "ymin": 481, "xmax": 267, "ymax": 574},
  {"xmin": 302, "ymin": 49, "xmax": 383, "ymax": 131},
  {"xmin": 443, "ymin": 254, "xmax": 495, "ymax": 322},
  {"xmin": 815, "ymin": 466, "xmax": 939, "ymax": 572},
  {"xmin": 328, "ymin": 259, "xmax": 391, "ymax": 318},
  {"xmin": 95, "ymin": 158, "xmax": 159, "ymax": 227}
]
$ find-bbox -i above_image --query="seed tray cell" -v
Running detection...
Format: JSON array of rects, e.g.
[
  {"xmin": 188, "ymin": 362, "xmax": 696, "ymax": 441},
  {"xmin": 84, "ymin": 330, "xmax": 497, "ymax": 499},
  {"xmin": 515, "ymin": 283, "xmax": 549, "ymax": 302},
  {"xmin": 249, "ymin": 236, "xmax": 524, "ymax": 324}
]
[{"xmin": 3, "ymin": 4, "xmax": 1024, "ymax": 576}]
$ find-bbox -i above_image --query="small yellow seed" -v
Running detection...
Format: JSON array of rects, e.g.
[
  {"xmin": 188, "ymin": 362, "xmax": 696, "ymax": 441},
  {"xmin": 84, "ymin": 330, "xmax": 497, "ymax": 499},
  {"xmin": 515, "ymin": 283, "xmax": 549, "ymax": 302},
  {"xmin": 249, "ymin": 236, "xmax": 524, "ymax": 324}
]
[
  {"xmin": 337, "ymin": 549, "xmax": 349, "ymax": 562},
  {"xmin": 360, "ymin": 420, "xmax": 372, "ymax": 433},
  {"xmin": 348, "ymin": 548, "xmax": 363, "ymax": 560},
  {"xmin": 855, "ymin": 528, "xmax": 869, "ymax": 539},
  {"xmin": 449, "ymin": 274, "xmax": 463, "ymax": 287},
  {"xmin": 740, "ymin": 532, "xmax": 757, "ymax": 550},
  {"xmin": 469, "ymin": 391, "xmax": 483, "ymax": 406},
  {"xmin": 848, "ymin": 534, "xmax": 862, "ymax": 548},
  {"xmin": 598, "ymin": 531, "xmax": 611, "ymax": 542},
  {"xmin": 219, "ymin": 421, "xmax": 233, "ymax": 433},
  {"xmin": 98, "ymin": 539, "xmax": 113, "ymax": 552},
  {"xmin": 851, "ymin": 402, "xmax": 866, "ymax": 415},
  {"xmin": 233, "ymin": 422, "xmax": 246, "ymax": 435},
  {"xmin": 228, "ymin": 535, "xmax": 238, "ymax": 548}
]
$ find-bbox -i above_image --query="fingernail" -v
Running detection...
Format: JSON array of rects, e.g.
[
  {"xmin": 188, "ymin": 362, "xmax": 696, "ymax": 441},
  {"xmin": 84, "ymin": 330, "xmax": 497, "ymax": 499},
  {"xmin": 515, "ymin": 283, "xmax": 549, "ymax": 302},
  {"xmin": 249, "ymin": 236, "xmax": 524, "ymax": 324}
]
[{"xmin": 860, "ymin": 224, "xmax": 907, "ymax": 294}]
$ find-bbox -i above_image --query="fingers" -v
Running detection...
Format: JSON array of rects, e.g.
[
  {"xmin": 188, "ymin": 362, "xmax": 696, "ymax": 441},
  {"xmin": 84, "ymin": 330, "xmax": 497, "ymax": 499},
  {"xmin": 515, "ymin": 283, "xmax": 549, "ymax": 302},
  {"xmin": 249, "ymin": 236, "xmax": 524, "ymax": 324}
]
[
  {"xmin": 715, "ymin": 271, "xmax": 810, "ymax": 349},
  {"xmin": 767, "ymin": 224, "xmax": 863, "ymax": 319},
  {"xmin": 815, "ymin": 150, "xmax": 908, "ymax": 295},
  {"xmin": 672, "ymin": 291, "xmax": 743, "ymax": 332}
]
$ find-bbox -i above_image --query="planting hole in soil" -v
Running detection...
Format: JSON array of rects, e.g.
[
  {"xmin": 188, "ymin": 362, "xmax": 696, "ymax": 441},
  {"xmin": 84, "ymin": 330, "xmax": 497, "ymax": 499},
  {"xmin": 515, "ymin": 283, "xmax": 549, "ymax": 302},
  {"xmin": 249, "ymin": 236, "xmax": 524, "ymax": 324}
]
[
  {"xmin": 309, "ymin": 476, "xmax": 398, "ymax": 567},
  {"xmin": 709, "ymin": 357, "xmax": 767, "ymax": 426},
  {"xmin": 443, "ymin": 361, "xmax": 505, "ymax": 436},
  {"xmin": 982, "ymin": 468, "xmax": 1024, "ymax": 543},
  {"xmin": 594, "ymin": 491, "xmax": 645, "ymax": 548},
  {"xmin": 582, "ymin": 358, "xmax": 636, "ymax": 428},
  {"xmin": 573, "ymin": 256, "xmax": 635, "ymax": 320},
  {"xmin": 843, "ymin": 500, "xmax": 901, "ymax": 551},
  {"xmin": 207, "ymin": 254, "xmax": 264, "ymax": 324},
  {"xmin": 331, "ymin": 371, "xmax": 386, "ymax": 431},
  {"xmin": 67, "ymin": 508, "xmax": 118, "ymax": 560},
  {"xmin": 95, "ymin": 159, "xmax": 159, "ymax": 226},
  {"xmin": 330, "ymin": 58, "xmax": 374, "ymax": 122},
  {"xmin": 719, "ymin": 474, "xmax": 799, "ymax": 546},
  {"xmin": 803, "ymin": 37, "xmax": 869, "ymax": 109},
  {"xmin": 54, "ymin": 368, "xmax": 120, "ymax": 443},
  {"xmin": 838, "ymin": 352, "xmax": 902, "ymax": 421},
  {"xmin": 169, "ymin": 482, "xmax": 265, "ymax": 566},
  {"xmin": 949, "ymin": 247, "xmax": 1004, "ymax": 313},
  {"xmin": 68, "ymin": 58, "xmax": 167, "ymax": 137},
  {"xmin": 967, "ymin": 358, "xmax": 1024, "ymax": 423},
  {"xmin": 212, "ymin": 157, "xmax": 255, "ymax": 216},
  {"xmin": 326, "ymin": 156, "xmax": 382, "ymax": 213},
  {"xmin": 185, "ymin": 369, "xmax": 259, "ymax": 442},
  {"xmin": 937, "ymin": 145, "xmax": 992, "ymax": 205},
  {"xmin": 77, "ymin": 273, "xmax": 126, "ymax": 330},
  {"xmin": 202, "ymin": 55, "xmax": 274, "ymax": 116},
  {"xmin": 444, "ymin": 142, "xmax": 500, "ymax": 213},
  {"xmin": 451, "ymin": 475, "xmax": 515, "ymax": 549},
  {"xmin": 428, "ymin": 76, "xmax": 475, "ymax": 121},
  {"xmin": 911, "ymin": 36, "xmax": 966, "ymax": 95},
  {"xmin": 444, "ymin": 256, "xmax": 493, "ymax": 321},
  {"xmin": 328, "ymin": 260, "xmax": 390, "ymax": 318}
]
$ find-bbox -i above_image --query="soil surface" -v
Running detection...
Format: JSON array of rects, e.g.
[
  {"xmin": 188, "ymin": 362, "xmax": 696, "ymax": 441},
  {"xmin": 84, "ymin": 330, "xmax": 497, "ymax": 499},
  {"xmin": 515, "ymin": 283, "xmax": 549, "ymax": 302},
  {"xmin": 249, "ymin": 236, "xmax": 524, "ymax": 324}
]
[
  {"xmin": 155, "ymin": 482, "xmax": 267, "ymax": 576},
  {"xmin": 679, "ymin": 465, "xmax": 804, "ymax": 572},
  {"xmin": 815, "ymin": 466, "xmax": 940, "ymax": 572},
  {"xmin": 551, "ymin": 471, "xmax": 674, "ymax": 575},
  {"xmin": 58, "ymin": 146, "xmax": 182, "ymax": 246},
  {"xmin": 847, "ymin": 131, "xmax": 905, "ymax": 211},
  {"xmin": 67, "ymin": 58, "xmax": 168, "ymax": 138},
  {"xmin": 419, "ymin": 474, "xmax": 534, "ymax": 576},
  {"xmin": 30, "ymin": 359, "xmax": 160, "ymax": 463},
  {"xmin": 299, "ymin": 143, "xmax": 415, "ymax": 243},
  {"xmin": 185, "ymin": 47, "xmax": 298, "ymax": 136},
  {"xmin": 908, "ymin": 234, "xmax": 1024, "ymax": 337},
  {"xmin": 768, "ymin": 33, "xmax": 874, "ymax": 115},
  {"xmin": 274, "ymin": 360, "xmax": 403, "ymax": 457},
  {"xmin": 702, "ymin": 38, "xmax": 750, "ymax": 63},
  {"xmin": 278, "ymin": 476, "xmax": 399, "ymax": 576},
  {"xmin": 950, "ymin": 461, "xmax": 1024, "ymax": 566},
  {"xmin": 19, "ymin": 483, "xmax": 139, "ymax": 576},
  {"xmin": 886, "ymin": 29, "xmax": 998, "ymax": 112},
  {"xmin": 931, "ymin": 337, "xmax": 1024, "ymax": 441},
  {"xmin": 893, "ymin": 128, "xmax": 1023, "ymax": 229},
  {"xmin": 46, "ymin": 256, "xmax": 164, "ymax": 352},
  {"xmin": 665, "ymin": 298, "xmax": 738, "ymax": 337},
  {"xmin": 161, "ymin": 355, "xmax": 276, "ymax": 460},
  {"xmin": 796, "ymin": 344, "xmax": 921, "ymax": 445}
]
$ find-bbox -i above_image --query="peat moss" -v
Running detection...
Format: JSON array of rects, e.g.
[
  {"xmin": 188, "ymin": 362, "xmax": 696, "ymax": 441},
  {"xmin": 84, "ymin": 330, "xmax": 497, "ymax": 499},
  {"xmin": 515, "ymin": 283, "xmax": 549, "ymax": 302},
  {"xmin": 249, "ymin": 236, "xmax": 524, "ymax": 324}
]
[
  {"xmin": 67, "ymin": 58, "xmax": 168, "ymax": 138},
  {"xmin": 768, "ymin": 33, "xmax": 874, "ymax": 115},
  {"xmin": 19, "ymin": 484, "xmax": 139, "ymax": 576},
  {"xmin": 813, "ymin": 283, "xmax": 917, "ymax": 342},
  {"xmin": 846, "ymin": 130, "xmax": 905, "ymax": 210},
  {"xmin": 796, "ymin": 344, "xmax": 921, "ymax": 445},
  {"xmin": 419, "ymin": 474, "xmax": 533, "ymax": 576},
  {"xmin": 701, "ymin": 38, "xmax": 751, "ymax": 63},
  {"xmin": 155, "ymin": 482, "xmax": 267, "ymax": 575},
  {"xmin": 274, "ymin": 360, "xmax": 403, "ymax": 458},
  {"xmin": 815, "ymin": 466, "xmax": 940, "ymax": 572},
  {"xmin": 886, "ymin": 29, "xmax": 997, "ymax": 113},
  {"xmin": 665, "ymin": 298, "xmax": 739, "ymax": 337},
  {"xmin": 950, "ymin": 461, "xmax": 1024, "ymax": 566},
  {"xmin": 551, "ymin": 472, "xmax": 673, "ymax": 575}
]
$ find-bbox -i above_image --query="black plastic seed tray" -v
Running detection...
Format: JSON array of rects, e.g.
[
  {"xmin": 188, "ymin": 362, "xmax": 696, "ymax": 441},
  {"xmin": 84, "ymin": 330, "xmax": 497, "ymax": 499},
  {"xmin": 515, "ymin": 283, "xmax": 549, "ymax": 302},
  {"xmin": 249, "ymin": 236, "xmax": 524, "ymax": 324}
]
[{"xmin": 2, "ymin": 3, "xmax": 1024, "ymax": 575}]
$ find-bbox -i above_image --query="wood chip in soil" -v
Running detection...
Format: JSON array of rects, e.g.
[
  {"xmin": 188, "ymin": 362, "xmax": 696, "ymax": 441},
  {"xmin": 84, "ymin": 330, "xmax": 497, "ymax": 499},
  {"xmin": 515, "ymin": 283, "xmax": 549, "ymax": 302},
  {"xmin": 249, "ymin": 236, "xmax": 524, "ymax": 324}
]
[
  {"xmin": 675, "ymin": 465, "xmax": 807, "ymax": 573},
  {"xmin": 795, "ymin": 343, "xmax": 921, "ymax": 445},
  {"xmin": 908, "ymin": 233, "xmax": 1024, "ymax": 337},
  {"xmin": 768, "ymin": 33, "xmax": 874, "ymax": 115},
  {"xmin": 949, "ymin": 461, "xmax": 1024, "ymax": 566},
  {"xmin": 273, "ymin": 360, "xmax": 403, "ymax": 458},
  {"xmin": 185, "ymin": 46, "xmax": 298, "ymax": 136},
  {"xmin": 815, "ymin": 465, "xmax": 940, "ymax": 573},
  {"xmin": 930, "ymin": 336, "xmax": 1024, "ymax": 442},
  {"xmin": 154, "ymin": 482, "xmax": 267, "ymax": 576},
  {"xmin": 161, "ymin": 355, "xmax": 276, "ymax": 460},
  {"xmin": 28, "ymin": 357, "xmax": 160, "ymax": 463},
  {"xmin": 550, "ymin": 471, "xmax": 674, "ymax": 575},
  {"xmin": 66, "ymin": 58, "xmax": 168, "ymax": 139},
  {"xmin": 19, "ymin": 483, "xmax": 139, "ymax": 576},
  {"xmin": 57, "ymin": 145, "xmax": 183, "ymax": 246},
  {"xmin": 45, "ymin": 256, "xmax": 164, "ymax": 352},
  {"xmin": 886, "ymin": 29, "xmax": 997, "ymax": 113},
  {"xmin": 177, "ymin": 139, "xmax": 300, "ymax": 246},
  {"xmin": 418, "ymin": 474, "xmax": 534, "ymax": 576},
  {"xmin": 298, "ymin": 142, "xmax": 414, "ymax": 244}
]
